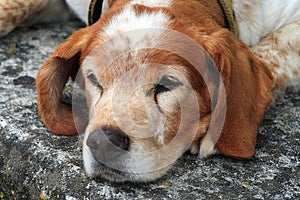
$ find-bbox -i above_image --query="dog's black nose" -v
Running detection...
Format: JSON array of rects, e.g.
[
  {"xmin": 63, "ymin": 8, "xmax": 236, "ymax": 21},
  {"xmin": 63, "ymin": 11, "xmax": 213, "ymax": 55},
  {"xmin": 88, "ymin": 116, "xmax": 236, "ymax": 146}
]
[{"xmin": 86, "ymin": 127, "xmax": 130, "ymax": 162}]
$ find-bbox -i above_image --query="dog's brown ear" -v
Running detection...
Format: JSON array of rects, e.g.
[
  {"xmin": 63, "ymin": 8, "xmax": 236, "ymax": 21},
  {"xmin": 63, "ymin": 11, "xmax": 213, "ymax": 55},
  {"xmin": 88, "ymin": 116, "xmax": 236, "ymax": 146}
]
[
  {"xmin": 199, "ymin": 29, "xmax": 274, "ymax": 158},
  {"xmin": 36, "ymin": 27, "xmax": 91, "ymax": 135}
]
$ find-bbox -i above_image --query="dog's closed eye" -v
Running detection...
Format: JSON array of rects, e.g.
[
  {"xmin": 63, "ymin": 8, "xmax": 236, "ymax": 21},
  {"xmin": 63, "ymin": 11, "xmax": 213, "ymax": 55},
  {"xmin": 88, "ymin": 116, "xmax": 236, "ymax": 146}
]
[
  {"xmin": 147, "ymin": 75, "xmax": 183, "ymax": 97},
  {"xmin": 155, "ymin": 75, "xmax": 183, "ymax": 94},
  {"xmin": 87, "ymin": 72, "xmax": 103, "ymax": 91}
]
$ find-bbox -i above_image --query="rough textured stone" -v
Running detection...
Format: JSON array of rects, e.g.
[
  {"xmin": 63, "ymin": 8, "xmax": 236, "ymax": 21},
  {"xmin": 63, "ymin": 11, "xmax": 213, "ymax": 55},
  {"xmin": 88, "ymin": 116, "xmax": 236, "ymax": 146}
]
[{"xmin": 0, "ymin": 21, "xmax": 299, "ymax": 200}]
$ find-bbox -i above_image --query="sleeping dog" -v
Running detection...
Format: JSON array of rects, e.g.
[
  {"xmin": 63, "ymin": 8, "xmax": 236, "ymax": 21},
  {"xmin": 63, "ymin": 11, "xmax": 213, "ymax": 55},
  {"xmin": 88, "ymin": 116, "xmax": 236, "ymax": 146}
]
[{"xmin": 2, "ymin": 0, "xmax": 299, "ymax": 182}]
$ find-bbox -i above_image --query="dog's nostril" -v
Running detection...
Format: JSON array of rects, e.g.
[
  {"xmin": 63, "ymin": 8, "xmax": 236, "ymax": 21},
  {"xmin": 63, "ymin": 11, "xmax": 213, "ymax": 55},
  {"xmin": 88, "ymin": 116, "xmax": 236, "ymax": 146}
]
[
  {"xmin": 104, "ymin": 128, "xmax": 130, "ymax": 151},
  {"xmin": 87, "ymin": 127, "xmax": 130, "ymax": 151}
]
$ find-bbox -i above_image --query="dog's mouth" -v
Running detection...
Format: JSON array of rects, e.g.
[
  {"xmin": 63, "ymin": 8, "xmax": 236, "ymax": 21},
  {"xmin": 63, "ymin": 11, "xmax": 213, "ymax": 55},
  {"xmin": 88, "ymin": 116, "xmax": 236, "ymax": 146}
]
[
  {"xmin": 84, "ymin": 143, "xmax": 170, "ymax": 182},
  {"xmin": 94, "ymin": 161, "xmax": 127, "ymax": 182},
  {"xmin": 89, "ymin": 155, "xmax": 153, "ymax": 182}
]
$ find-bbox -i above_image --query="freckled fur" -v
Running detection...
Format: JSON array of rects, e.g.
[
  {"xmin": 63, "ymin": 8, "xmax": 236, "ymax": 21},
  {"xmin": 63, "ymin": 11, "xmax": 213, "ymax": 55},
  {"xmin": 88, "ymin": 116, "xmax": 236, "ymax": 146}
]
[{"xmin": 4, "ymin": 0, "xmax": 296, "ymax": 181}]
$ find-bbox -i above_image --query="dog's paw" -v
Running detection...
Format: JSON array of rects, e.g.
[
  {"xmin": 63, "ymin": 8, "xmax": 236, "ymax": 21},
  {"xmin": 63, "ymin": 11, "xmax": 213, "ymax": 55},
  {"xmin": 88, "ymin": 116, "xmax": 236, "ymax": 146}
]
[
  {"xmin": 190, "ymin": 136, "xmax": 218, "ymax": 158},
  {"xmin": 199, "ymin": 134, "xmax": 218, "ymax": 158},
  {"xmin": 190, "ymin": 140, "xmax": 200, "ymax": 155}
]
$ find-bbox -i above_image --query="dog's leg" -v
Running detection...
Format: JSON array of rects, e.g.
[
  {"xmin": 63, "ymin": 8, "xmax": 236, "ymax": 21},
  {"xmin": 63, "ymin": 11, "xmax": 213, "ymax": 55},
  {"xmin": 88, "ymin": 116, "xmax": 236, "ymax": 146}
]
[
  {"xmin": 0, "ymin": 0, "xmax": 49, "ymax": 37},
  {"xmin": 252, "ymin": 21, "xmax": 300, "ymax": 89},
  {"xmin": 0, "ymin": 0, "xmax": 73, "ymax": 37}
]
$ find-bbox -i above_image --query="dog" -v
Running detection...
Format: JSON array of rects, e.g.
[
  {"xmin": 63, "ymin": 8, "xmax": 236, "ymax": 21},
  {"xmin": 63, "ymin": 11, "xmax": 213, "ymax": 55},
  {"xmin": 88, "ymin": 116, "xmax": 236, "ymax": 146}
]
[{"xmin": 2, "ymin": 0, "xmax": 299, "ymax": 182}]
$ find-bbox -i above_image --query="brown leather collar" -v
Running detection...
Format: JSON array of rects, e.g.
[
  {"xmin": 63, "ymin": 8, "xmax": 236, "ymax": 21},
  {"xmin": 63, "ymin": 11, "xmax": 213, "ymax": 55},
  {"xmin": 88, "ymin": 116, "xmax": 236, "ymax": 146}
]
[
  {"xmin": 217, "ymin": 0, "xmax": 239, "ymax": 36},
  {"xmin": 88, "ymin": 0, "xmax": 104, "ymax": 25},
  {"xmin": 88, "ymin": 0, "xmax": 239, "ymax": 36}
]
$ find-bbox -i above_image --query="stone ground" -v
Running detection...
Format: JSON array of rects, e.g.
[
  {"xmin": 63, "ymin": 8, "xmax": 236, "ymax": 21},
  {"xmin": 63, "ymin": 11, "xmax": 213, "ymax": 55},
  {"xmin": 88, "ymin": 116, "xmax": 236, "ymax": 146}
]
[{"xmin": 0, "ymin": 20, "xmax": 299, "ymax": 200}]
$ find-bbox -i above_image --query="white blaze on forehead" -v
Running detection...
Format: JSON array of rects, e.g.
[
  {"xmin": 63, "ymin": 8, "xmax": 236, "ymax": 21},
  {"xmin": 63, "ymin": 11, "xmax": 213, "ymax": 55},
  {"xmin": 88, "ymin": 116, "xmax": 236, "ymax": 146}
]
[
  {"xmin": 130, "ymin": 0, "xmax": 171, "ymax": 7},
  {"xmin": 102, "ymin": 0, "xmax": 171, "ymax": 17},
  {"xmin": 103, "ymin": 4, "xmax": 171, "ymax": 35},
  {"xmin": 101, "ymin": 3, "xmax": 173, "ymax": 52}
]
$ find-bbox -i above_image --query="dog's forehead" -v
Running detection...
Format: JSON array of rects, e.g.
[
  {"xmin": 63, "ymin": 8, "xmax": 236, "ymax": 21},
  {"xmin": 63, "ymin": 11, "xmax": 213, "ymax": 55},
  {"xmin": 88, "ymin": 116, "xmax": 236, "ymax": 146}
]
[
  {"xmin": 82, "ymin": 44, "xmax": 191, "ymax": 83},
  {"xmin": 79, "ymin": 2, "xmax": 208, "ymax": 88}
]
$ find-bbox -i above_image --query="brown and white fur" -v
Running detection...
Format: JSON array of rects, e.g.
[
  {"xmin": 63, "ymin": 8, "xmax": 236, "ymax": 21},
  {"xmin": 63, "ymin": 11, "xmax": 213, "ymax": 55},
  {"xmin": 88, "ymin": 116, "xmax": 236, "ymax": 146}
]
[{"xmin": 2, "ymin": 0, "xmax": 299, "ymax": 182}]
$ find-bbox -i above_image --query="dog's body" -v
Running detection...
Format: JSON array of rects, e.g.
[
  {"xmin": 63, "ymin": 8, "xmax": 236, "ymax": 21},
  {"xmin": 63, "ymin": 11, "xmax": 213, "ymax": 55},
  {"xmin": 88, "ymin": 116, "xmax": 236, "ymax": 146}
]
[{"xmin": 2, "ymin": 0, "xmax": 299, "ymax": 182}]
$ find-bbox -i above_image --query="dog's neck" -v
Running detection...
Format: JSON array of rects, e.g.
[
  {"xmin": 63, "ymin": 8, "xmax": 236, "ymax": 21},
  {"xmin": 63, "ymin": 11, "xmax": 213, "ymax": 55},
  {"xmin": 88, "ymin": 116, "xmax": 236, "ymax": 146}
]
[{"xmin": 88, "ymin": 0, "xmax": 237, "ymax": 35}]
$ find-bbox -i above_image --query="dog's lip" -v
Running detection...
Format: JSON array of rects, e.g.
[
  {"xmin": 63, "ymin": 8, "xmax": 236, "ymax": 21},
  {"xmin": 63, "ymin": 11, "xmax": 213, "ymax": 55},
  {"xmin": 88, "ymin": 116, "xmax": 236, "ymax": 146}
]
[
  {"xmin": 90, "ymin": 156, "xmax": 136, "ymax": 182},
  {"xmin": 93, "ymin": 160, "xmax": 127, "ymax": 181}
]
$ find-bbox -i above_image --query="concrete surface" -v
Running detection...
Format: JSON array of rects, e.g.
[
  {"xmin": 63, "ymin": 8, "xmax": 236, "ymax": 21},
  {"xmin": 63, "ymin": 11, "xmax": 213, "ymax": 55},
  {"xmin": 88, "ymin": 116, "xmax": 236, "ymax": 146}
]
[{"xmin": 0, "ymin": 21, "xmax": 299, "ymax": 200}]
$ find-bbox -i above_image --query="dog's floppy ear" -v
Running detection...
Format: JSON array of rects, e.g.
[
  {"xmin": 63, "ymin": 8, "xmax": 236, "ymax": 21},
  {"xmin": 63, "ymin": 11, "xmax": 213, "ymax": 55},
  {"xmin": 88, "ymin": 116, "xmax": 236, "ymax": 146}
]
[
  {"xmin": 36, "ymin": 27, "xmax": 91, "ymax": 135},
  {"xmin": 199, "ymin": 29, "xmax": 274, "ymax": 158}
]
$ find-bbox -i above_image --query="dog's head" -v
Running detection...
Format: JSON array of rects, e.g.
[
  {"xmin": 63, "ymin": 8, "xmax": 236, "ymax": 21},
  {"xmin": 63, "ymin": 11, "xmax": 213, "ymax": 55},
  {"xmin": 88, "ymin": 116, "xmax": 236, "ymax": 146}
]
[{"xmin": 36, "ymin": 3, "xmax": 274, "ymax": 182}]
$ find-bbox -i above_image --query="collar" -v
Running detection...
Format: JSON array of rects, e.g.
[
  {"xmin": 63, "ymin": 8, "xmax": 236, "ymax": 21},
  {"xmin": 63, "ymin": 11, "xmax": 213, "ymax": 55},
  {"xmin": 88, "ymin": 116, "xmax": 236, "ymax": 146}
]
[
  {"xmin": 88, "ymin": 0, "xmax": 239, "ymax": 36},
  {"xmin": 88, "ymin": 0, "xmax": 105, "ymax": 25},
  {"xmin": 217, "ymin": 0, "xmax": 239, "ymax": 36}
]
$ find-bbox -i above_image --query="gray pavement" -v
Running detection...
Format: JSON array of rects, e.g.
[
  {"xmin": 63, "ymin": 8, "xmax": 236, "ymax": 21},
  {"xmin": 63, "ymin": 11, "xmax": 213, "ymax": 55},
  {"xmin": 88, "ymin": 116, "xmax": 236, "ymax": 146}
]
[{"xmin": 0, "ymin": 21, "xmax": 299, "ymax": 199}]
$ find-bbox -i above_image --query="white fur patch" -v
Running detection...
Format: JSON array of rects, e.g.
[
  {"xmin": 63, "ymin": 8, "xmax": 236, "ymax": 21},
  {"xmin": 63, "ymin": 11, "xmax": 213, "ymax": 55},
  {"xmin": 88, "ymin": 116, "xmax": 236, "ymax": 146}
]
[
  {"xmin": 101, "ymin": 0, "xmax": 110, "ymax": 16},
  {"xmin": 199, "ymin": 134, "xmax": 218, "ymax": 158},
  {"xmin": 99, "ymin": 3, "xmax": 173, "ymax": 59},
  {"xmin": 233, "ymin": 0, "xmax": 300, "ymax": 46},
  {"xmin": 130, "ymin": 0, "xmax": 171, "ymax": 7},
  {"xmin": 252, "ymin": 21, "xmax": 300, "ymax": 88},
  {"xmin": 65, "ymin": 0, "xmax": 90, "ymax": 24},
  {"xmin": 102, "ymin": 4, "xmax": 172, "ymax": 38}
]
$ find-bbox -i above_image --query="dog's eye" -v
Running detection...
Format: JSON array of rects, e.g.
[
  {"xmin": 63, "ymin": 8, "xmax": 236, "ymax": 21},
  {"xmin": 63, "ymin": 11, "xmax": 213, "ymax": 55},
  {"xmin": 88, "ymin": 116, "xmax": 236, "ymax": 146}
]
[
  {"xmin": 154, "ymin": 75, "xmax": 183, "ymax": 95},
  {"xmin": 87, "ymin": 72, "xmax": 102, "ymax": 90}
]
